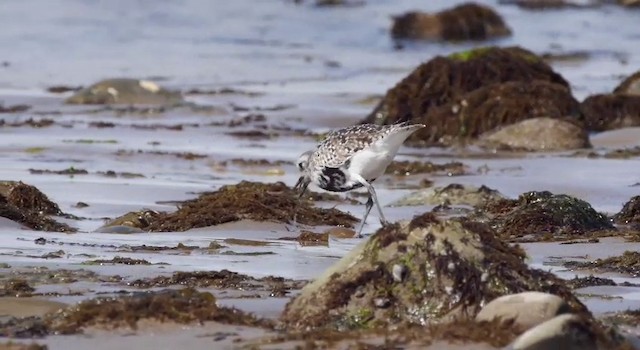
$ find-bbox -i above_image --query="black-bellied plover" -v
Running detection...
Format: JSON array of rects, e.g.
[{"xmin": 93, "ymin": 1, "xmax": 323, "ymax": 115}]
[{"xmin": 294, "ymin": 122, "xmax": 425, "ymax": 236}]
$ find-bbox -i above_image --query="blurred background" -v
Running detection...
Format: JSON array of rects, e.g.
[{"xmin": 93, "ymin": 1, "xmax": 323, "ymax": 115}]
[{"xmin": 1, "ymin": 0, "xmax": 638, "ymax": 100}]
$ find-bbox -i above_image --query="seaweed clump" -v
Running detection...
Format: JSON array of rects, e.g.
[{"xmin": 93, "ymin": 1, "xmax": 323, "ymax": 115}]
[
  {"xmin": 147, "ymin": 181, "xmax": 357, "ymax": 232},
  {"xmin": 0, "ymin": 342, "xmax": 47, "ymax": 350},
  {"xmin": 0, "ymin": 181, "xmax": 74, "ymax": 232},
  {"xmin": 474, "ymin": 191, "xmax": 613, "ymax": 241},
  {"xmin": 0, "ymin": 288, "xmax": 271, "ymax": 337},
  {"xmin": 0, "ymin": 279, "xmax": 35, "ymax": 297},
  {"xmin": 49, "ymin": 288, "xmax": 268, "ymax": 333},
  {"xmin": 281, "ymin": 213, "xmax": 587, "ymax": 331},
  {"xmin": 565, "ymin": 251, "xmax": 640, "ymax": 277},
  {"xmin": 385, "ymin": 160, "xmax": 466, "ymax": 176},
  {"xmin": 127, "ymin": 270, "xmax": 305, "ymax": 296}
]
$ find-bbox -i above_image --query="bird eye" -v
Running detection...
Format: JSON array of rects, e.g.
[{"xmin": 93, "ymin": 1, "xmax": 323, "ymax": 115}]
[{"xmin": 297, "ymin": 161, "xmax": 306, "ymax": 171}]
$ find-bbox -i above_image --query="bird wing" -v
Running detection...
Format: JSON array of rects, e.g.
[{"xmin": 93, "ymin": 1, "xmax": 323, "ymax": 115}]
[{"xmin": 313, "ymin": 125, "xmax": 387, "ymax": 168}]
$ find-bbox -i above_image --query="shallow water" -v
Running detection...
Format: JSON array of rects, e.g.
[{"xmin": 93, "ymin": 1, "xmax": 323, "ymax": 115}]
[{"xmin": 1, "ymin": 0, "xmax": 640, "ymax": 349}]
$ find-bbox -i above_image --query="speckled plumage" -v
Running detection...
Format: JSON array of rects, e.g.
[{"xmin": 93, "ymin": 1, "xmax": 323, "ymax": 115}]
[
  {"xmin": 309, "ymin": 124, "xmax": 410, "ymax": 169},
  {"xmin": 294, "ymin": 122, "xmax": 425, "ymax": 235}
]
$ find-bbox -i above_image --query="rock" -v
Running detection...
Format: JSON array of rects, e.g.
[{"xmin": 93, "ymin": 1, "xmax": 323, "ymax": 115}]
[
  {"xmin": 147, "ymin": 181, "xmax": 357, "ymax": 232},
  {"xmin": 476, "ymin": 292, "xmax": 571, "ymax": 330},
  {"xmin": 473, "ymin": 191, "xmax": 613, "ymax": 241},
  {"xmin": 391, "ymin": 3, "xmax": 511, "ymax": 41},
  {"xmin": 614, "ymin": 70, "xmax": 640, "ymax": 95},
  {"xmin": 281, "ymin": 214, "xmax": 587, "ymax": 330},
  {"xmin": 581, "ymin": 94, "xmax": 640, "ymax": 132},
  {"xmin": 0, "ymin": 181, "xmax": 74, "ymax": 232},
  {"xmin": 325, "ymin": 227, "xmax": 357, "ymax": 238},
  {"xmin": 65, "ymin": 78, "xmax": 183, "ymax": 105},
  {"xmin": 390, "ymin": 184, "xmax": 505, "ymax": 207},
  {"xmin": 614, "ymin": 196, "xmax": 640, "ymax": 228},
  {"xmin": 95, "ymin": 209, "xmax": 160, "ymax": 233},
  {"xmin": 363, "ymin": 47, "xmax": 574, "ymax": 146},
  {"xmin": 511, "ymin": 314, "xmax": 597, "ymax": 350},
  {"xmin": 478, "ymin": 117, "xmax": 590, "ymax": 151}
]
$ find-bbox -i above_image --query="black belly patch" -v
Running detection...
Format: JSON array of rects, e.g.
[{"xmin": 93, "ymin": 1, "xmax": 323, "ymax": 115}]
[{"xmin": 318, "ymin": 166, "xmax": 363, "ymax": 192}]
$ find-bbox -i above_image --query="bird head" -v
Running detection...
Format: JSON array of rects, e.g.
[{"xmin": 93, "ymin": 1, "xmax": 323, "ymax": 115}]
[
  {"xmin": 293, "ymin": 150, "xmax": 313, "ymax": 197},
  {"xmin": 296, "ymin": 150, "xmax": 313, "ymax": 172}
]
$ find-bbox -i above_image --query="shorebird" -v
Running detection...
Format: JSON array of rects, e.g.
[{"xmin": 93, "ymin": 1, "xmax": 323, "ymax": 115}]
[{"xmin": 294, "ymin": 122, "xmax": 425, "ymax": 235}]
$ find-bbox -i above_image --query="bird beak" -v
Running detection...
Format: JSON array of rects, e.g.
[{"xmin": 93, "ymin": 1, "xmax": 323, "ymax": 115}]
[{"xmin": 293, "ymin": 176, "xmax": 310, "ymax": 199}]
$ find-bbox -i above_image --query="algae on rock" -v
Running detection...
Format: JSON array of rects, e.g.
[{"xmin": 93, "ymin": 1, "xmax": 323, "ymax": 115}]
[
  {"xmin": 390, "ymin": 184, "xmax": 504, "ymax": 207},
  {"xmin": 473, "ymin": 191, "xmax": 614, "ymax": 241},
  {"xmin": 281, "ymin": 214, "xmax": 587, "ymax": 331},
  {"xmin": 66, "ymin": 78, "xmax": 183, "ymax": 105}
]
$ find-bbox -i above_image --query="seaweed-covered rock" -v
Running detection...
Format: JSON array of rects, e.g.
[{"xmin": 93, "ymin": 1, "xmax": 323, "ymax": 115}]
[
  {"xmin": 581, "ymin": 94, "xmax": 640, "ymax": 132},
  {"xmin": 614, "ymin": 196, "xmax": 640, "ymax": 228},
  {"xmin": 65, "ymin": 78, "xmax": 183, "ymax": 105},
  {"xmin": 147, "ymin": 181, "xmax": 357, "ymax": 232},
  {"xmin": 474, "ymin": 191, "xmax": 613, "ymax": 241},
  {"xmin": 413, "ymin": 81, "xmax": 580, "ymax": 145},
  {"xmin": 0, "ymin": 181, "xmax": 62, "ymax": 215},
  {"xmin": 95, "ymin": 209, "xmax": 160, "ymax": 234},
  {"xmin": 281, "ymin": 214, "xmax": 587, "ymax": 330},
  {"xmin": 0, "ymin": 181, "xmax": 74, "ymax": 232},
  {"xmin": 478, "ymin": 117, "xmax": 590, "ymax": 151},
  {"xmin": 390, "ymin": 184, "xmax": 505, "ymax": 207},
  {"xmin": 614, "ymin": 70, "xmax": 640, "ymax": 95},
  {"xmin": 391, "ymin": 3, "xmax": 511, "ymax": 41},
  {"xmin": 364, "ymin": 47, "xmax": 574, "ymax": 146}
]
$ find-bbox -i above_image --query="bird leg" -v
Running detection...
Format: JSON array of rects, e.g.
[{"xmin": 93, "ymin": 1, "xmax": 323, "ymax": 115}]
[
  {"xmin": 357, "ymin": 195, "xmax": 374, "ymax": 237},
  {"xmin": 353, "ymin": 174, "xmax": 388, "ymax": 236},
  {"xmin": 292, "ymin": 176, "xmax": 310, "ymax": 227},
  {"xmin": 294, "ymin": 175, "xmax": 310, "ymax": 199}
]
